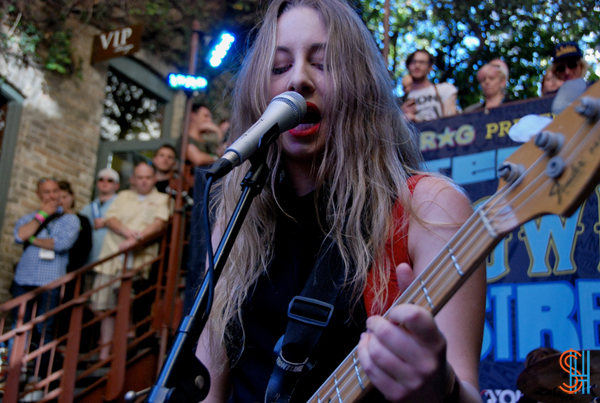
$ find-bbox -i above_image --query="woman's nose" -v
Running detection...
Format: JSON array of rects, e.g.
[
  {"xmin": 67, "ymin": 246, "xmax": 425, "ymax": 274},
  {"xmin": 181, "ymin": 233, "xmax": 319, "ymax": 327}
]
[{"xmin": 287, "ymin": 62, "xmax": 315, "ymax": 95}]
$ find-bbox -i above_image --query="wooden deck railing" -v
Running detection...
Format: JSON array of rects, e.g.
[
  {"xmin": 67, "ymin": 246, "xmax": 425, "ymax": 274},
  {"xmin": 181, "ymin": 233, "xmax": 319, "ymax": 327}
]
[{"xmin": 0, "ymin": 225, "xmax": 180, "ymax": 403}]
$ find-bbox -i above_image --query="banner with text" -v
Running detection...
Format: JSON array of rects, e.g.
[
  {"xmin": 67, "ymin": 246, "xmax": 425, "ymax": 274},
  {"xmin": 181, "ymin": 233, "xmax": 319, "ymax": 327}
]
[{"xmin": 415, "ymin": 96, "xmax": 600, "ymax": 403}]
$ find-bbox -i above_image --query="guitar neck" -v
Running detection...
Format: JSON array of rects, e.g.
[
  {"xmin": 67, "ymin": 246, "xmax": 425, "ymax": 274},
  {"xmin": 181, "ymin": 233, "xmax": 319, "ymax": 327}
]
[{"xmin": 308, "ymin": 209, "xmax": 502, "ymax": 403}]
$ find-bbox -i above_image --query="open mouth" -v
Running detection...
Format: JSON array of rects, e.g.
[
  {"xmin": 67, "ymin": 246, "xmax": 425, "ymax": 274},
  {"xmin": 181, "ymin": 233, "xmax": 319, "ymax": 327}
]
[{"xmin": 289, "ymin": 102, "xmax": 321, "ymax": 136}]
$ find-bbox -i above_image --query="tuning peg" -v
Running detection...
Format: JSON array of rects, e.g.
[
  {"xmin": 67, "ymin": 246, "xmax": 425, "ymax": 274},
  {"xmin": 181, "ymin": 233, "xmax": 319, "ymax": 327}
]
[
  {"xmin": 534, "ymin": 131, "xmax": 564, "ymax": 155},
  {"xmin": 498, "ymin": 162, "xmax": 524, "ymax": 183},
  {"xmin": 575, "ymin": 97, "xmax": 600, "ymax": 122},
  {"xmin": 546, "ymin": 156, "xmax": 565, "ymax": 179}
]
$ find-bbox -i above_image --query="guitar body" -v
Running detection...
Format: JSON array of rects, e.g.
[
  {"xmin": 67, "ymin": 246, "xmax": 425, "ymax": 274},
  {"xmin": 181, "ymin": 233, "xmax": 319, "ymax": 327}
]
[{"xmin": 307, "ymin": 82, "xmax": 600, "ymax": 403}]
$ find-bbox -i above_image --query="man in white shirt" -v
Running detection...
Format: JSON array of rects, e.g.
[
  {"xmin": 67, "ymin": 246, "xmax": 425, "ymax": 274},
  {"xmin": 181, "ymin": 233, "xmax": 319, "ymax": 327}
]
[
  {"xmin": 401, "ymin": 49, "xmax": 458, "ymax": 122},
  {"xmin": 80, "ymin": 168, "xmax": 120, "ymax": 265}
]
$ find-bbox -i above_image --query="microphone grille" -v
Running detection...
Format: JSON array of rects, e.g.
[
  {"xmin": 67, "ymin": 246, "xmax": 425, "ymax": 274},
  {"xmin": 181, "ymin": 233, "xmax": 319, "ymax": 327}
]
[{"xmin": 271, "ymin": 91, "xmax": 307, "ymax": 126}]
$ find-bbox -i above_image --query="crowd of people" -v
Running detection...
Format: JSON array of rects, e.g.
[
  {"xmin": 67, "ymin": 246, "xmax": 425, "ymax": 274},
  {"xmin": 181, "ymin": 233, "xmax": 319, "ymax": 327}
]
[
  {"xmin": 401, "ymin": 40, "xmax": 591, "ymax": 122},
  {"xmin": 10, "ymin": 143, "xmax": 187, "ymax": 368},
  {"xmin": 9, "ymin": 91, "xmax": 236, "ymax": 379}
]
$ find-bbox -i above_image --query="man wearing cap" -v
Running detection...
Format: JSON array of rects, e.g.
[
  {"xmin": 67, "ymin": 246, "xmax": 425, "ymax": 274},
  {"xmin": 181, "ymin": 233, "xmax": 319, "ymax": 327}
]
[
  {"xmin": 551, "ymin": 41, "xmax": 589, "ymax": 82},
  {"xmin": 550, "ymin": 41, "xmax": 592, "ymax": 115},
  {"xmin": 79, "ymin": 168, "xmax": 120, "ymax": 265}
]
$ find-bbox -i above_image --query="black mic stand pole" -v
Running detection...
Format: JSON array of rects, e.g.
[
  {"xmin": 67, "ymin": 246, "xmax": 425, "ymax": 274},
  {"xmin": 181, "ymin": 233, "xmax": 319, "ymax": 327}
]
[{"xmin": 145, "ymin": 153, "xmax": 271, "ymax": 403}]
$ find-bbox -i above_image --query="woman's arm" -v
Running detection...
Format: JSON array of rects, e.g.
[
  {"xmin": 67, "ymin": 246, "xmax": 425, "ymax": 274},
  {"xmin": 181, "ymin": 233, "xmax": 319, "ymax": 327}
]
[
  {"xmin": 195, "ymin": 330, "xmax": 231, "ymax": 403},
  {"xmin": 358, "ymin": 176, "xmax": 486, "ymax": 402}
]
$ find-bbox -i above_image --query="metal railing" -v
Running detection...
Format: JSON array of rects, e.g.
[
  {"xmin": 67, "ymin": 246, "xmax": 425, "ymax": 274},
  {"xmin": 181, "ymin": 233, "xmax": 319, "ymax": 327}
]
[{"xmin": 0, "ymin": 227, "xmax": 178, "ymax": 403}]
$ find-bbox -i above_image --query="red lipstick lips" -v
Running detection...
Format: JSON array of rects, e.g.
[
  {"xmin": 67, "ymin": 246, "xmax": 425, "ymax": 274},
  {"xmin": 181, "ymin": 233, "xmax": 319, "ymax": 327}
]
[{"xmin": 289, "ymin": 102, "xmax": 321, "ymax": 136}]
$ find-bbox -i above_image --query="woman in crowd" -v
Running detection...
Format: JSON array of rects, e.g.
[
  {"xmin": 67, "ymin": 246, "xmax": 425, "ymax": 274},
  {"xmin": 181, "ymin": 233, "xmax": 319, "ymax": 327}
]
[
  {"xmin": 464, "ymin": 63, "xmax": 509, "ymax": 113},
  {"xmin": 56, "ymin": 180, "xmax": 92, "ymax": 337},
  {"xmin": 540, "ymin": 68, "xmax": 564, "ymax": 96},
  {"xmin": 196, "ymin": 0, "xmax": 485, "ymax": 402},
  {"xmin": 58, "ymin": 181, "xmax": 92, "ymax": 274}
]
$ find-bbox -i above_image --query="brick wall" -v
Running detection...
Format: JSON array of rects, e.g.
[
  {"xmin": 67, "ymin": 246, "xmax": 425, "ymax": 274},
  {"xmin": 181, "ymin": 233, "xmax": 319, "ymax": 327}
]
[{"xmin": 0, "ymin": 19, "xmax": 189, "ymax": 308}]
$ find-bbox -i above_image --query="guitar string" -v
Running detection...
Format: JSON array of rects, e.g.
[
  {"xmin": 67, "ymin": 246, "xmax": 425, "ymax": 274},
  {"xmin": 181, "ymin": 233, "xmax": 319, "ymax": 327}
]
[{"xmin": 311, "ymin": 116, "xmax": 598, "ymax": 401}]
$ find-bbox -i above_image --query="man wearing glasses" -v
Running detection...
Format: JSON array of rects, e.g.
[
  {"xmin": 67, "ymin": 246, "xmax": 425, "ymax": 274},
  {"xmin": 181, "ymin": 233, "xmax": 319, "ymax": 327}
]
[
  {"xmin": 401, "ymin": 49, "xmax": 458, "ymax": 122},
  {"xmin": 80, "ymin": 168, "xmax": 120, "ymax": 265}
]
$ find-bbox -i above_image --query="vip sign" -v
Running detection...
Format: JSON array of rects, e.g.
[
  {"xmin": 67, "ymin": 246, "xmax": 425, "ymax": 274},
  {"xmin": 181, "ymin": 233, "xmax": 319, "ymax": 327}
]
[{"xmin": 91, "ymin": 25, "xmax": 142, "ymax": 63}]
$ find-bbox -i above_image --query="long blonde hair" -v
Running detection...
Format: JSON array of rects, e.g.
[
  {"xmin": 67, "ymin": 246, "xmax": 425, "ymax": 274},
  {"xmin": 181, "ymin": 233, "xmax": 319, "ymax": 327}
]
[{"xmin": 207, "ymin": 0, "xmax": 424, "ymax": 361}]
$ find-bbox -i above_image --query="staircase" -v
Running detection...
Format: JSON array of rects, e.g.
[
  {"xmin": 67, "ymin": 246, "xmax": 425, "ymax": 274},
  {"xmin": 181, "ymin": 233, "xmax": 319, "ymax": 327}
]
[{"xmin": 0, "ymin": 216, "xmax": 188, "ymax": 403}]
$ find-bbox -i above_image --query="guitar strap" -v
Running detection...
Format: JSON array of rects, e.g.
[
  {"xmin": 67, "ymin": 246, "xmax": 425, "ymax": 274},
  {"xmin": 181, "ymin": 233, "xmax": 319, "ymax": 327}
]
[
  {"xmin": 265, "ymin": 235, "xmax": 349, "ymax": 403},
  {"xmin": 265, "ymin": 175, "xmax": 423, "ymax": 402}
]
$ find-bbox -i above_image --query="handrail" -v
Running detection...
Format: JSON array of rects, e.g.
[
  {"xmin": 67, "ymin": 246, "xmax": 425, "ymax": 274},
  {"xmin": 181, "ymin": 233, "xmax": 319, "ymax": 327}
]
[{"xmin": 0, "ymin": 223, "xmax": 179, "ymax": 403}]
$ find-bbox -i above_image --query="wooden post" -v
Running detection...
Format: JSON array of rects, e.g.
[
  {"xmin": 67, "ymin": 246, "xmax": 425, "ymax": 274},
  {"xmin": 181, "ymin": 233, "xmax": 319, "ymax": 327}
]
[
  {"xmin": 383, "ymin": 0, "xmax": 391, "ymax": 62},
  {"xmin": 58, "ymin": 297, "xmax": 86, "ymax": 403},
  {"xmin": 106, "ymin": 271, "xmax": 134, "ymax": 401},
  {"xmin": 4, "ymin": 304, "xmax": 28, "ymax": 403},
  {"xmin": 162, "ymin": 20, "xmax": 201, "ymax": 333}
]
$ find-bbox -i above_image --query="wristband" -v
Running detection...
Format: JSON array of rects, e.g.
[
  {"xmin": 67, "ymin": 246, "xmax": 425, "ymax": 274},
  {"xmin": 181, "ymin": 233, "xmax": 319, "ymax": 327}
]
[
  {"xmin": 34, "ymin": 212, "xmax": 46, "ymax": 224},
  {"xmin": 28, "ymin": 236, "xmax": 36, "ymax": 243},
  {"xmin": 38, "ymin": 210, "xmax": 49, "ymax": 219}
]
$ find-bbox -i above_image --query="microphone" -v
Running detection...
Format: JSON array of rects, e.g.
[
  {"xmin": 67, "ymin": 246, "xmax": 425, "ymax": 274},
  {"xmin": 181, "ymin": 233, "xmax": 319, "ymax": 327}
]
[{"xmin": 206, "ymin": 91, "xmax": 307, "ymax": 179}]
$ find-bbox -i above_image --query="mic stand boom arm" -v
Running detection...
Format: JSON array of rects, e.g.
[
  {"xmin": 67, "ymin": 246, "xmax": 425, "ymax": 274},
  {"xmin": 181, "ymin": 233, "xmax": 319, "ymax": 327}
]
[{"xmin": 145, "ymin": 156, "xmax": 271, "ymax": 403}]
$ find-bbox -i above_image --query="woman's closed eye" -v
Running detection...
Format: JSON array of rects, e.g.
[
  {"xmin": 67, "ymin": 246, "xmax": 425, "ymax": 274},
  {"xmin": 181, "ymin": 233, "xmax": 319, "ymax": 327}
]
[{"xmin": 272, "ymin": 65, "xmax": 291, "ymax": 75}]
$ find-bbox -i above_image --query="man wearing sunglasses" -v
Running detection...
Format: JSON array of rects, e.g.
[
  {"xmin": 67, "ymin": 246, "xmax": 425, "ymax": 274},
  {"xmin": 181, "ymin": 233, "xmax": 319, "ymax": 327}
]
[
  {"xmin": 550, "ymin": 41, "xmax": 592, "ymax": 116},
  {"xmin": 80, "ymin": 168, "xmax": 120, "ymax": 265},
  {"xmin": 551, "ymin": 41, "xmax": 589, "ymax": 82}
]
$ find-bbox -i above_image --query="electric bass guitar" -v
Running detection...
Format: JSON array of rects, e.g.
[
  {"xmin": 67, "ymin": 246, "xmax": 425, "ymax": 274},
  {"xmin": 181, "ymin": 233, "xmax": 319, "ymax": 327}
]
[{"xmin": 309, "ymin": 81, "xmax": 600, "ymax": 402}]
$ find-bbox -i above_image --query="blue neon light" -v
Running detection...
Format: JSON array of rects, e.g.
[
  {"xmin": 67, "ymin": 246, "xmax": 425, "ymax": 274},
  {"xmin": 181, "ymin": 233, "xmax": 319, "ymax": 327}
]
[
  {"xmin": 167, "ymin": 73, "xmax": 208, "ymax": 90},
  {"xmin": 209, "ymin": 32, "xmax": 235, "ymax": 68}
]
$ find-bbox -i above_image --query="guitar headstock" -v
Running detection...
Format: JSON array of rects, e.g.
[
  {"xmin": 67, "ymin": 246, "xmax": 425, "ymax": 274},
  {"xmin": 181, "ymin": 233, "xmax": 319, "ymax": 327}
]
[{"xmin": 488, "ymin": 81, "xmax": 600, "ymax": 236}]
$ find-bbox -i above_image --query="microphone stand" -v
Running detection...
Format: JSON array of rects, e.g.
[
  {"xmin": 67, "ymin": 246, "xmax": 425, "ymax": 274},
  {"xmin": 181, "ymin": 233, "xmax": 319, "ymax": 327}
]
[{"xmin": 144, "ymin": 152, "xmax": 271, "ymax": 403}]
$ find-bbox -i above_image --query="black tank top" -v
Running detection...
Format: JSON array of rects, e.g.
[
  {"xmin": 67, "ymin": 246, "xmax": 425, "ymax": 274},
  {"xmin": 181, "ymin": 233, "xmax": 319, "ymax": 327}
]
[{"xmin": 226, "ymin": 190, "xmax": 373, "ymax": 403}]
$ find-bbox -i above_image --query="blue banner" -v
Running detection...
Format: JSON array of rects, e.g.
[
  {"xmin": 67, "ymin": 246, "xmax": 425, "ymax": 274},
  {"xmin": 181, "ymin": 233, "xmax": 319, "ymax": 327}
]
[{"xmin": 415, "ymin": 97, "xmax": 600, "ymax": 403}]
